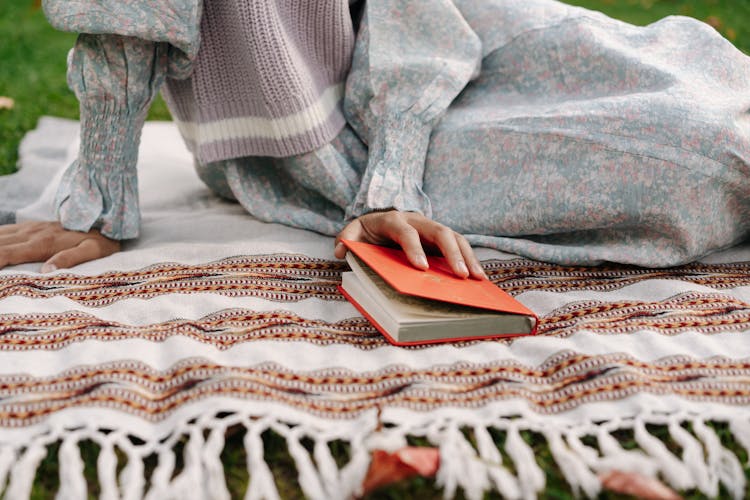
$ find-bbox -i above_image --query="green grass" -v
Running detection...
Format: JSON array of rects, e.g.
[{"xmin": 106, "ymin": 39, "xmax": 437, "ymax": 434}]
[
  {"xmin": 3, "ymin": 0, "xmax": 750, "ymax": 498},
  {"xmin": 0, "ymin": 2, "xmax": 75, "ymax": 175},
  {"xmin": 0, "ymin": 1, "xmax": 170, "ymax": 176},
  {"xmin": 567, "ymin": 0, "xmax": 750, "ymax": 46}
]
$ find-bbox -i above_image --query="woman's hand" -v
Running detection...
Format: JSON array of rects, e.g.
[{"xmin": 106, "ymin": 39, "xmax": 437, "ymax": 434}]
[
  {"xmin": 0, "ymin": 221, "xmax": 120, "ymax": 272},
  {"xmin": 335, "ymin": 210, "xmax": 487, "ymax": 280}
]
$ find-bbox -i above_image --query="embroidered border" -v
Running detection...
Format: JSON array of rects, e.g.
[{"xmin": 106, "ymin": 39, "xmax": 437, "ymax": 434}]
[
  {"xmin": 487, "ymin": 260, "xmax": 750, "ymax": 294},
  {"xmin": 2, "ymin": 257, "xmax": 749, "ymax": 307},
  {"xmin": 0, "ymin": 354, "xmax": 747, "ymax": 425},
  {"xmin": 1, "ymin": 292, "xmax": 748, "ymax": 351},
  {"xmin": 0, "ymin": 255, "xmax": 346, "ymax": 306}
]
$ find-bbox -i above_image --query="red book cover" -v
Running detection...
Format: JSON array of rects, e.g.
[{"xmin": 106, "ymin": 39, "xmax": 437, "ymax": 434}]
[{"xmin": 339, "ymin": 240, "xmax": 537, "ymax": 345}]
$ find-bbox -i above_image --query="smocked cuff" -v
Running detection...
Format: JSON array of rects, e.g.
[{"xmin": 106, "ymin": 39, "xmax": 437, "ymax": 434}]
[
  {"xmin": 345, "ymin": 113, "xmax": 433, "ymax": 220},
  {"xmin": 55, "ymin": 106, "xmax": 144, "ymax": 240}
]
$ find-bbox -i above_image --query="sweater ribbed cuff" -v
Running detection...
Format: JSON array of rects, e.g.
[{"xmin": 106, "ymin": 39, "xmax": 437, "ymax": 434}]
[{"xmin": 346, "ymin": 113, "xmax": 433, "ymax": 220}]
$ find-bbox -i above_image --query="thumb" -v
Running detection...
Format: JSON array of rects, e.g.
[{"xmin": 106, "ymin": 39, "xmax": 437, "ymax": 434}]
[
  {"xmin": 335, "ymin": 220, "xmax": 363, "ymax": 258},
  {"xmin": 41, "ymin": 239, "xmax": 114, "ymax": 273}
]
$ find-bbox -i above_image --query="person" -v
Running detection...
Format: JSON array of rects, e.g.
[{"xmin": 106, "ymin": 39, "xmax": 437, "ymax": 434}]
[{"xmin": 1, "ymin": 0, "xmax": 748, "ymax": 277}]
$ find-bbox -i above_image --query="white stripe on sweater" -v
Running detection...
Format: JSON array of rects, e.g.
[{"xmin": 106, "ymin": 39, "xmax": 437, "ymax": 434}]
[{"xmin": 174, "ymin": 83, "xmax": 344, "ymax": 145}]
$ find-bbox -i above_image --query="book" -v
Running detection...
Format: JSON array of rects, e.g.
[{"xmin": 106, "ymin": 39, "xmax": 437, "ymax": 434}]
[{"xmin": 338, "ymin": 239, "xmax": 538, "ymax": 345}]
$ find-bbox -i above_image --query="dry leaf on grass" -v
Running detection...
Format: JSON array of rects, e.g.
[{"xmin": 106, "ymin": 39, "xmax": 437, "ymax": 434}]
[
  {"xmin": 705, "ymin": 16, "xmax": 723, "ymax": 30},
  {"xmin": 600, "ymin": 470, "xmax": 683, "ymax": 500},
  {"xmin": 0, "ymin": 97, "xmax": 14, "ymax": 110},
  {"xmin": 360, "ymin": 446, "xmax": 440, "ymax": 496}
]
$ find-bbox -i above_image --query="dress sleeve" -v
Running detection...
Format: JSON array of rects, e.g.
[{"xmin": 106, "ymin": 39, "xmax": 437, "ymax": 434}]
[
  {"xmin": 343, "ymin": 0, "xmax": 482, "ymax": 220},
  {"xmin": 42, "ymin": 0, "xmax": 202, "ymax": 58},
  {"xmin": 43, "ymin": 1, "xmax": 201, "ymax": 239},
  {"xmin": 54, "ymin": 35, "xmax": 172, "ymax": 239}
]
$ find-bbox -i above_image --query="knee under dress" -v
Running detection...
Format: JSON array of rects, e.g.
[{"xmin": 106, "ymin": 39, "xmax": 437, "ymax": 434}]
[{"xmin": 44, "ymin": 0, "xmax": 750, "ymax": 266}]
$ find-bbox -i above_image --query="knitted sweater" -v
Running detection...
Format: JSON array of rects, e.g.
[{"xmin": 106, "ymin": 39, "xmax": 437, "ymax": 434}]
[
  {"xmin": 44, "ymin": 0, "xmax": 360, "ymax": 162},
  {"xmin": 42, "ymin": 0, "xmax": 481, "ymax": 239}
]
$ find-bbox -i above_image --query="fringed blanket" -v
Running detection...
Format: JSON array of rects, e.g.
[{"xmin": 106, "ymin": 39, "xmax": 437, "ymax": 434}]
[{"xmin": 0, "ymin": 117, "xmax": 748, "ymax": 499}]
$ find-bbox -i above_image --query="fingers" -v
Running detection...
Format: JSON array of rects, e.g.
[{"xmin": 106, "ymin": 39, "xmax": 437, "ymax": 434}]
[
  {"xmin": 0, "ymin": 222, "xmax": 56, "ymax": 269},
  {"xmin": 455, "ymin": 234, "xmax": 488, "ymax": 280},
  {"xmin": 0, "ymin": 223, "xmax": 21, "ymax": 236},
  {"xmin": 0, "ymin": 222, "xmax": 44, "ymax": 248},
  {"xmin": 334, "ymin": 241, "xmax": 346, "ymax": 259},
  {"xmin": 0, "ymin": 223, "xmax": 64, "ymax": 270},
  {"xmin": 335, "ymin": 220, "xmax": 363, "ymax": 259},
  {"xmin": 337, "ymin": 211, "xmax": 429, "ymax": 270},
  {"xmin": 0, "ymin": 233, "xmax": 27, "ymax": 247},
  {"xmin": 387, "ymin": 221, "xmax": 429, "ymax": 270},
  {"xmin": 403, "ymin": 215, "xmax": 486, "ymax": 280},
  {"xmin": 406, "ymin": 216, "xmax": 470, "ymax": 278},
  {"xmin": 335, "ymin": 211, "xmax": 487, "ymax": 279},
  {"xmin": 0, "ymin": 241, "xmax": 52, "ymax": 268},
  {"xmin": 42, "ymin": 237, "xmax": 119, "ymax": 272},
  {"xmin": 0, "ymin": 221, "xmax": 46, "ymax": 236},
  {"xmin": 0, "ymin": 221, "xmax": 121, "ymax": 272},
  {"xmin": 369, "ymin": 212, "xmax": 428, "ymax": 270},
  {"xmin": 430, "ymin": 225, "xmax": 468, "ymax": 278}
]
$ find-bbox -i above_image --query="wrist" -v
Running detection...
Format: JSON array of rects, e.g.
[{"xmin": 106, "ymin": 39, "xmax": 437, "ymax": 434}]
[
  {"xmin": 345, "ymin": 113, "xmax": 433, "ymax": 221},
  {"xmin": 78, "ymin": 104, "xmax": 146, "ymax": 171}
]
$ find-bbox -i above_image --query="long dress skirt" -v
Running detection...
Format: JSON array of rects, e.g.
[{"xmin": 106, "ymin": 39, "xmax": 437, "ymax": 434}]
[{"xmin": 195, "ymin": 0, "xmax": 750, "ymax": 267}]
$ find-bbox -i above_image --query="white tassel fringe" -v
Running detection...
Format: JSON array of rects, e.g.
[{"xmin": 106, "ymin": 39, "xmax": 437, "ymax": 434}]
[{"xmin": 0, "ymin": 411, "xmax": 747, "ymax": 499}]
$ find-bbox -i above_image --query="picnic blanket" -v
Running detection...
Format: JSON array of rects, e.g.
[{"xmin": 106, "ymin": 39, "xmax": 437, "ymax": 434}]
[{"xmin": 0, "ymin": 117, "xmax": 749, "ymax": 499}]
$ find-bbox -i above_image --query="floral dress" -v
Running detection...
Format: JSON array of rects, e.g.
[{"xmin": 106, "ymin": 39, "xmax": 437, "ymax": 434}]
[{"xmin": 43, "ymin": 0, "xmax": 750, "ymax": 266}]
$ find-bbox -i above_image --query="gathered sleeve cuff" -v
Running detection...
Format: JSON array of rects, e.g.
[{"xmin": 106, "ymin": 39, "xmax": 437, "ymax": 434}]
[
  {"xmin": 343, "ymin": 0, "xmax": 482, "ymax": 220},
  {"xmin": 345, "ymin": 113, "xmax": 433, "ymax": 218},
  {"xmin": 55, "ymin": 34, "xmax": 173, "ymax": 240},
  {"xmin": 56, "ymin": 103, "xmax": 145, "ymax": 239}
]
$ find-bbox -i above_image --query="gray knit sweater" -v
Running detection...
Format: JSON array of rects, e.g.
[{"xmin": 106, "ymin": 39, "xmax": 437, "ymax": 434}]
[
  {"xmin": 44, "ymin": 0, "xmax": 361, "ymax": 161},
  {"xmin": 165, "ymin": 0, "xmax": 360, "ymax": 160}
]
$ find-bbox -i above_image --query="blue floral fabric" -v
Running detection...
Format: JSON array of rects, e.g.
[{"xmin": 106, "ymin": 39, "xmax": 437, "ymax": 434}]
[
  {"xmin": 42, "ymin": 0, "xmax": 202, "ymax": 58},
  {"xmin": 46, "ymin": 0, "xmax": 750, "ymax": 265},
  {"xmin": 54, "ymin": 34, "xmax": 190, "ymax": 239}
]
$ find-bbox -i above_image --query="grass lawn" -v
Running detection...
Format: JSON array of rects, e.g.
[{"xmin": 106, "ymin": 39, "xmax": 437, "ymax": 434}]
[
  {"xmin": 0, "ymin": 1, "xmax": 172, "ymax": 176},
  {"xmin": 2, "ymin": 1, "xmax": 750, "ymax": 498}
]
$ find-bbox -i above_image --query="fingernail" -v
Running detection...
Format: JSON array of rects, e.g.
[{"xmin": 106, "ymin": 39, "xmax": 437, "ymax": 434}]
[
  {"xmin": 457, "ymin": 261, "xmax": 469, "ymax": 277},
  {"xmin": 335, "ymin": 242, "xmax": 344, "ymax": 253},
  {"xmin": 473, "ymin": 263, "xmax": 488, "ymax": 280},
  {"xmin": 416, "ymin": 254, "xmax": 429, "ymax": 269},
  {"xmin": 41, "ymin": 263, "xmax": 57, "ymax": 273}
]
